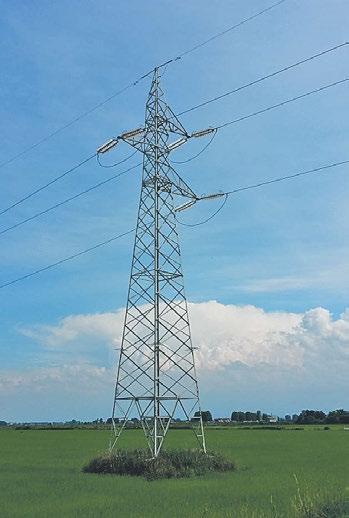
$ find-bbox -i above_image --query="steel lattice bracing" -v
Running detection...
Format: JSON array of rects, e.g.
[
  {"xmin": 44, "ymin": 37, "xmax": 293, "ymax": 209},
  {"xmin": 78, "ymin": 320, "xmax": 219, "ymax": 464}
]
[{"xmin": 111, "ymin": 68, "xmax": 206, "ymax": 457}]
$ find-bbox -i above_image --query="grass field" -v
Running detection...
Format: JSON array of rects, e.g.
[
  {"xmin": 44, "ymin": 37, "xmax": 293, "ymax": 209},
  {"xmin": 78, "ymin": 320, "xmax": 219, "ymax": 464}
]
[{"xmin": 1, "ymin": 426, "xmax": 348, "ymax": 517}]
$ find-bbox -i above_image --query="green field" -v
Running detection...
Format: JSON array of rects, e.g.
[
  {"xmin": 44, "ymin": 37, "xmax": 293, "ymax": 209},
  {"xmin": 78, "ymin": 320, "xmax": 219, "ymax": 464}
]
[{"xmin": 1, "ymin": 426, "xmax": 348, "ymax": 517}]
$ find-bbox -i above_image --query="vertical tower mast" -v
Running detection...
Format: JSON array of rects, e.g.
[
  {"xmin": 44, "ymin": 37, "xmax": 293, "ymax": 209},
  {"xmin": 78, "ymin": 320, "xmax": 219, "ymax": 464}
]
[
  {"xmin": 153, "ymin": 68, "xmax": 161, "ymax": 454},
  {"xmin": 110, "ymin": 68, "xmax": 206, "ymax": 457}
]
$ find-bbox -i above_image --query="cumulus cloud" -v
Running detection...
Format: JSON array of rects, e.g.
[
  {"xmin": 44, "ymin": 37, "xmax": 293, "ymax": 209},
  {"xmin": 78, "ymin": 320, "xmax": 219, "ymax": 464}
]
[
  {"xmin": 20, "ymin": 311, "xmax": 125, "ymax": 348},
  {"xmin": 19, "ymin": 302, "xmax": 299, "ymax": 363},
  {"xmin": 17, "ymin": 301, "xmax": 349, "ymax": 374},
  {"xmin": 290, "ymin": 307, "xmax": 349, "ymax": 370},
  {"xmin": 189, "ymin": 301, "xmax": 301, "ymax": 370},
  {"xmin": 3, "ymin": 301, "xmax": 349, "ymax": 418},
  {"xmin": 0, "ymin": 364, "xmax": 109, "ymax": 393}
]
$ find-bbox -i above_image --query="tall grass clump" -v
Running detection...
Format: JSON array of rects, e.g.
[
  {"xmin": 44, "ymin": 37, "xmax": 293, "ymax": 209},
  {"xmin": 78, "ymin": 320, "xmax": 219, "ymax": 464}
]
[
  {"xmin": 83, "ymin": 448, "xmax": 235, "ymax": 480},
  {"xmin": 293, "ymin": 475, "xmax": 349, "ymax": 517},
  {"xmin": 293, "ymin": 493, "xmax": 349, "ymax": 517}
]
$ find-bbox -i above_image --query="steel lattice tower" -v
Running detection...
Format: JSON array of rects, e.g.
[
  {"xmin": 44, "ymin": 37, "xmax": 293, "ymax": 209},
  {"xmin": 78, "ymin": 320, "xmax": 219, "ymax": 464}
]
[{"xmin": 106, "ymin": 67, "xmax": 213, "ymax": 457}]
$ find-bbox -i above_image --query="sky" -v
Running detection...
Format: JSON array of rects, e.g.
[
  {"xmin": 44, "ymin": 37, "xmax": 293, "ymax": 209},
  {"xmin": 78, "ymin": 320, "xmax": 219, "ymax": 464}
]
[{"xmin": 0, "ymin": 0, "xmax": 348, "ymax": 422}]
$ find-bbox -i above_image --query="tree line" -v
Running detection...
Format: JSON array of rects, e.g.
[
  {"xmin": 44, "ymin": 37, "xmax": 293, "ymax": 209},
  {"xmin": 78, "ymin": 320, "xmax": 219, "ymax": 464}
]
[
  {"xmin": 228, "ymin": 409, "xmax": 349, "ymax": 424},
  {"xmin": 2, "ymin": 409, "xmax": 349, "ymax": 427}
]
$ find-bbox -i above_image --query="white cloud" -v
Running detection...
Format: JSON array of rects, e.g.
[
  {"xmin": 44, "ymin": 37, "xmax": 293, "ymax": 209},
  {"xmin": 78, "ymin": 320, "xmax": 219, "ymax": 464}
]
[
  {"xmin": 235, "ymin": 276, "xmax": 310, "ymax": 293},
  {"xmin": 20, "ymin": 311, "xmax": 125, "ymax": 348},
  {"xmin": 189, "ymin": 301, "xmax": 301, "ymax": 370},
  {"xmin": 234, "ymin": 263, "xmax": 349, "ymax": 294},
  {"xmin": 17, "ymin": 301, "xmax": 349, "ymax": 373},
  {"xmin": 0, "ymin": 364, "xmax": 109, "ymax": 393},
  {"xmin": 3, "ymin": 301, "xmax": 349, "ymax": 418}
]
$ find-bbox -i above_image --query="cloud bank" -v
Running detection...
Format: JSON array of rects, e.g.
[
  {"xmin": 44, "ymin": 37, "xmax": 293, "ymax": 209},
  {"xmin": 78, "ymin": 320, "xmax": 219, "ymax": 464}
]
[{"xmin": 1, "ymin": 301, "xmax": 348, "ymax": 420}]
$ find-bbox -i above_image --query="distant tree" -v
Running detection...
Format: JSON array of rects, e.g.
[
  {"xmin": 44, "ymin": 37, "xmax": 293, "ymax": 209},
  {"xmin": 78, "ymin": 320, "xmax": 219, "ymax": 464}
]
[
  {"xmin": 297, "ymin": 410, "xmax": 326, "ymax": 424},
  {"xmin": 195, "ymin": 410, "xmax": 212, "ymax": 422},
  {"xmin": 285, "ymin": 415, "xmax": 292, "ymax": 422},
  {"xmin": 338, "ymin": 414, "xmax": 349, "ymax": 424},
  {"xmin": 326, "ymin": 409, "xmax": 349, "ymax": 424},
  {"xmin": 245, "ymin": 412, "xmax": 257, "ymax": 421},
  {"xmin": 262, "ymin": 413, "xmax": 269, "ymax": 422},
  {"xmin": 0, "ymin": 421, "xmax": 7, "ymax": 427},
  {"xmin": 106, "ymin": 418, "xmax": 113, "ymax": 425},
  {"xmin": 231, "ymin": 411, "xmax": 246, "ymax": 422},
  {"xmin": 256, "ymin": 410, "xmax": 262, "ymax": 422},
  {"xmin": 292, "ymin": 414, "xmax": 299, "ymax": 422}
]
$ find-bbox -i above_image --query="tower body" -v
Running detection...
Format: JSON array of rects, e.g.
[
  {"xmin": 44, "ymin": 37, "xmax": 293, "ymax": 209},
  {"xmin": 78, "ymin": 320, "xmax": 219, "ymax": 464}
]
[{"xmin": 111, "ymin": 69, "xmax": 206, "ymax": 457}]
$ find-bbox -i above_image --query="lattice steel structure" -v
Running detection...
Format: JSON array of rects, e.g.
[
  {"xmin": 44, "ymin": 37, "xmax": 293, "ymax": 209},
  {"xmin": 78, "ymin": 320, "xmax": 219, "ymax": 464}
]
[{"xmin": 108, "ymin": 67, "xmax": 208, "ymax": 457}]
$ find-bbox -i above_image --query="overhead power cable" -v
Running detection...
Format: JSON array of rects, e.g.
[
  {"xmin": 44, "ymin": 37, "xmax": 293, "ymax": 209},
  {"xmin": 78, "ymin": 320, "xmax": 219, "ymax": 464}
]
[
  {"xmin": 177, "ymin": 41, "xmax": 349, "ymax": 117},
  {"xmin": 2, "ymin": 73, "xmax": 346, "ymax": 220},
  {"xmin": 0, "ymin": 162, "xmax": 141, "ymax": 237},
  {"xmin": 0, "ymin": 148, "xmax": 137, "ymax": 218},
  {"xmin": 0, "ymin": 0, "xmax": 288, "ymax": 171},
  {"xmin": 97, "ymin": 149, "xmax": 138, "ymax": 168},
  {"xmin": 171, "ymin": 130, "xmax": 217, "ymax": 164},
  {"xmin": 0, "ymin": 229, "xmax": 135, "ymax": 290},
  {"xmin": 223, "ymin": 159, "xmax": 349, "ymax": 195},
  {"xmin": 0, "ymin": 72, "xmax": 152, "ymax": 172},
  {"xmin": 176, "ymin": 0, "xmax": 288, "ymax": 58},
  {"xmin": 178, "ymin": 159, "xmax": 349, "ymax": 227},
  {"xmin": 1, "ymin": 78, "xmax": 346, "ymax": 235},
  {"xmin": 172, "ymin": 78, "xmax": 347, "ymax": 167},
  {"xmin": 0, "ymin": 153, "xmax": 96, "ymax": 216},
  {"xmin": 2, "ymin": 74, "xmax": 347, "ymax": 237},
  {"xmin": 215, "ymin": 77, "xmax": 348, "ymax": 130},
  {"xmin": 2, "ymin": 157, "xmax": 348, "ymax": 289},
  {"xmin": 178, "ymin": 194, "xmax": 228, "ymax": 227}
]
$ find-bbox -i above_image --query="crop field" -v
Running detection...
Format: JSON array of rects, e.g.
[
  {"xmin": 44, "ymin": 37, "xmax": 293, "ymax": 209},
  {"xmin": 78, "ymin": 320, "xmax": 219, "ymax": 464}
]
[{"xmin": 1, "ymin": 426, "xmax": 348, "ymax": 517}]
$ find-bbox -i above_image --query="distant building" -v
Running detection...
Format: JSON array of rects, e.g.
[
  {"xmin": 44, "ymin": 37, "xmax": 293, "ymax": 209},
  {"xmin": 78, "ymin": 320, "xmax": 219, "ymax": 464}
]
[
  {"xmin": 214, "ymin": 418, "xmax": 231, "ymax": 423},
  {"xmin": 263, "ymin": 414, "xmax": 278, "ymax": 423}
]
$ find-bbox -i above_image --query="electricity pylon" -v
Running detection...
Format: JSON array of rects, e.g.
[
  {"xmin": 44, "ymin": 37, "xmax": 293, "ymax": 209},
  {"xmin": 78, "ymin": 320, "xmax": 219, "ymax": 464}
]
[{"xmin": 98, "ymin": 67, "xmax": 221, "ymax": 457}]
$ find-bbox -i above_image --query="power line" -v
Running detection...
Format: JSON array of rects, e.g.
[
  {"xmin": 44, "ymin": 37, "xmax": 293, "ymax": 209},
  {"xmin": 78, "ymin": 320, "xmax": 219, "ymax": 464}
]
[
  {"xmin": 97, "ymin": 149, "xmax": 138, "ymax": 168},
  {"xmin": 172, "ymin": 78, "xmax": 347, "ymax": 166},
  {"xmin": 0, "ymin": 162, "xmax": 141, "ymax": 237},
  {"xmin": 1, "ymin": 78, "xmax": 346, "ymax": 235},
  {"xmin": 2, "ymin": 157, "xmax": 348, "ymax": 289},
  {"xmin": 176, "ymin": 0, "xmax": 288, "ymax": 59},
  {"xmin": 178, "ymin": 194, "xmax": 228, "ymax": 227},
  {"xmin": 0, "ymin": 148, "xmax": 137, "ymax": 219},
  {"xmin": 0, "ymin": 0, "xmax": 288, "ymax": 171},
  {"xmin": 223, "ymin": 159, "xmax": 349, "ymax": 195},
  {"xmin": 172, "ymin": 75, "xmax": 347, "ymax": 167},
  {"xmin": 178, "ymin": 159, "xmax": 349, "ymax": 227},
  {"xmin": 171, "ymin": 130, "xmax": 217, "ymax": 164},
  {"xmin": 177, "ymin": 41, "xmax": 349, "ymax": 117},
  {"xmin": 0, "ymin": 72, "xmax": 152, "ymax": 172},
  {"xmin": 0, "ymin": 153, "xmax": 96, "ymax": 216},
  {"xmin": 215, "ymin": 77, "xmax": 348, "ymax": 130},
  {"xmin": 2, "ymin": 74, "xmax": 346, "ymax": 220},
  {"xmin": 0, "ymin": 229, "xmax": 135, "ymax": 290}
]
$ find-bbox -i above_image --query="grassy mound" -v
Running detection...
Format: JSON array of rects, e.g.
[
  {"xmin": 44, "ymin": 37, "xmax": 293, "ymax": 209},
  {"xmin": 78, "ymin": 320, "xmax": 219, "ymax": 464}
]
[{"xmin": 83, "ymin": 448, "xmax": 235, "ymax": 480}]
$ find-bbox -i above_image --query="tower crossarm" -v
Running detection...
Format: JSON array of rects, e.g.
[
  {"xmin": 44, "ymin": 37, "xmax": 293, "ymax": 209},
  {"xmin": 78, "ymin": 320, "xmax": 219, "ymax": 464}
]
[{"xmin": 167, "ymin": 165, "xmax": 197, "ymax": 199}]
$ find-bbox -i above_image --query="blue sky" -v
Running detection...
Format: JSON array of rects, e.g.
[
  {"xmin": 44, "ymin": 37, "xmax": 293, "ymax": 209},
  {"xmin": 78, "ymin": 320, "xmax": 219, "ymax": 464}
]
[{"xmin": 0, "ymin": 0, "xmax": 348, "ymax": 422}]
